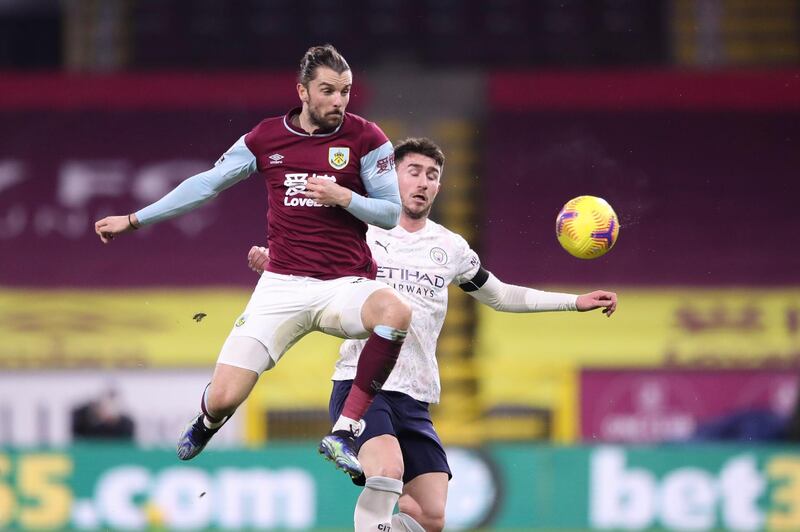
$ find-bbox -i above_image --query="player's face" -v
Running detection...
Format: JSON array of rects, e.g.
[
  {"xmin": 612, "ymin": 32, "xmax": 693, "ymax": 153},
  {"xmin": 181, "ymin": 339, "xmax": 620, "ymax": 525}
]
[
  {"xmin": 299, "ymin": 67, "xmax": 352, "ymax": 130},
  {"xmin": 397, "ymin": 153, "xmax": 441, "ymax": 220}
]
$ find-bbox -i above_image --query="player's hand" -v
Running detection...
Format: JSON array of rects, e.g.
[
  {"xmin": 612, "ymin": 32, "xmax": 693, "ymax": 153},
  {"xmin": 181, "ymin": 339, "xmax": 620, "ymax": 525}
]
[
  {"xmin": 94, "ymin": 214, "xmax": 138, "ymax": 244},
  {"xmin": 247, "ymin": 246, "xmax": 270, "ymax": 274},
  {"xmin": 304, "ymin": 176, "xmax": 352, "ymax": 207},
  {"xmin": 576, "ymin": 290, "xmax": 617, "ymax": 317}
]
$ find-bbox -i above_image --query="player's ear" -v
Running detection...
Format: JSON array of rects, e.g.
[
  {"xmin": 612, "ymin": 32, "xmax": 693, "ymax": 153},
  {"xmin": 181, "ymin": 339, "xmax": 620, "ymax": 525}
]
[{"xmin": 297, "ymin": 82, "xmax": 309, "ymax": 104}]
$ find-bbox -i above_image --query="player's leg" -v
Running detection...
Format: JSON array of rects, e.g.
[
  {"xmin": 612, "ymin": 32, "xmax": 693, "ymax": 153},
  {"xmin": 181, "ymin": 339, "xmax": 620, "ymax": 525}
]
[
  {"xmin": 208, "ymin": 336, "xmax": 277, "ymax": 417},
  {"xmin": 354, "ymin": 435, "xmax": 405, "ymax": 531},
  {"xmin": 337, "ymin": 287, "xmax": 412, "ymax": 425},
  {"xmin": 177, "ymin": 337, "xmax": 266, "ymax": 460},
  {"xmin": 317, "ymin": 281, "xmax": 411, "ymax": 477},
  {"xmin": 394, "ymin": 473, "xmax": 449, "ymax": 532},
  {"xmin": 360, "ymin": 434, "xmax": 404, "ymax": 480},
  {"xmin": 392, "ymin": 400, "xmax": 450, "ymax": 532},
  {"xmin": 329, "ymin": 380, "xmax": 405, "ymax": 530},
  {"xmin": 329, "ymin": 287, "xmax": 411, "ymax": 431},
  {"xmin": 178, "ymin": 272, "xmax": 311, "ymax": 460}
]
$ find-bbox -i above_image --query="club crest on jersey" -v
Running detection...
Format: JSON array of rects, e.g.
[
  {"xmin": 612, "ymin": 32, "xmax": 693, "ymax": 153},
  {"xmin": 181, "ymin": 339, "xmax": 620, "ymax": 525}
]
[
  {"xmin": 430, "ymin": 247, "xmax": 448, "ymax": 265},
  {"xmin": 328, "ymin": 147, "xmax": 350, "ymax": 170}
]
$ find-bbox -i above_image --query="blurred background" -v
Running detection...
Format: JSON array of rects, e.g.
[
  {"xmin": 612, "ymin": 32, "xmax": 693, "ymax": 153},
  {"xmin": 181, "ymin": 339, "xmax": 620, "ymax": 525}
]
[{"xmin": 1, "ymin": 0, "xmax": 800, "ymax": 530}]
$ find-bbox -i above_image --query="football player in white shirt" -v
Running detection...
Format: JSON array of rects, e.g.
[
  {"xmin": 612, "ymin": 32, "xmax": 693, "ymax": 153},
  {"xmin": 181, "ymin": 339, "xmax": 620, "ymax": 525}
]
[{"xmin": 248, "ymin": 138, "xmax": 617, "ymax": 532}]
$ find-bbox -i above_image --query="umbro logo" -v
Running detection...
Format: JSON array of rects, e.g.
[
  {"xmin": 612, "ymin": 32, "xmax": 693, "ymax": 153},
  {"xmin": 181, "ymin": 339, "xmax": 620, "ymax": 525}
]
[
  {"xmin": 375, "ymin": 240, "xmax": 390, "ymax": 253},
  {"xmin": 268, "ymin": 153, "xmax": 284, "ymax": 164}
]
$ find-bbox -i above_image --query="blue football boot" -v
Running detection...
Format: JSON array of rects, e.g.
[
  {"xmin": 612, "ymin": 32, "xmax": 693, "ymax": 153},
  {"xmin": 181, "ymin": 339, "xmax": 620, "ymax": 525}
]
[
  {"xmin": 177, "ymin": 413, "xmax": 225, "ymax": 460},
  {"xmin": 318, "ymin": 420, "xmax": 365, "ymax": 481}
]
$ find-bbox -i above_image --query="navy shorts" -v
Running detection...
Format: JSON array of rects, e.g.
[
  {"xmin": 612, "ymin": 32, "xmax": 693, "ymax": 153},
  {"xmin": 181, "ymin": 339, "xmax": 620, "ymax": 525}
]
[{"xmin": 329, "ymin": 380, "xmax": 452, "ymax": 483}]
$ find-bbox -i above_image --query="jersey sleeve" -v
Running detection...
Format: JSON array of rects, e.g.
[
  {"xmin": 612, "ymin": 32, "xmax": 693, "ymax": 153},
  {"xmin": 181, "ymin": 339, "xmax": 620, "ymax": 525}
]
[
  {"xmin": 243, "ymin": 119, "xmax": 273, "ymax": 172},
  {"xmin": 135, "ymin": 136, "xmax": 256, "ymax": 226},
  {"xmin": 452, "ymin": 234, "xmax": 482, "ymax": 286},
  {"xmin": 346, "ymin": 122, "xmax": 400, "ymax": 228}
]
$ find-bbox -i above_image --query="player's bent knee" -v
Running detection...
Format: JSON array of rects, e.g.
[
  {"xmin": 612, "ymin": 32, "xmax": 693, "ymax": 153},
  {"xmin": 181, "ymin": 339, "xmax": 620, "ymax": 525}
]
[
  {"xmin": 368, "ymin": 464, "xmax": 403, "ymax": 481},
  {"xmin": 364, "ymin": 289, "xmax": 413, "ymax": 331},
  {"xmin": 380, "ymin": 293, "xmax": 412, "ymax": 329}
]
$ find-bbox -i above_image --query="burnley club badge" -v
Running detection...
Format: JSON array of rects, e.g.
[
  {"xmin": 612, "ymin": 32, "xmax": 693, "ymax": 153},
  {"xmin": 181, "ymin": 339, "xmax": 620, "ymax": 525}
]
[{"xmin": 328, "ymin": 147, "xmax": 350, "ymax": 170}]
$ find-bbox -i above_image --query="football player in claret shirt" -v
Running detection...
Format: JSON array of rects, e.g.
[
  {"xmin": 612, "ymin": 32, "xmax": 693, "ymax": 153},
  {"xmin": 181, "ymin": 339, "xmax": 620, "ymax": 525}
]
[
  {"xmin": 94, "ymin": 44, "xmax": 411, "ymax": 480},
  {"xmin": 250, "ymin": 138, "xmax": 618, "ymax": 532}
]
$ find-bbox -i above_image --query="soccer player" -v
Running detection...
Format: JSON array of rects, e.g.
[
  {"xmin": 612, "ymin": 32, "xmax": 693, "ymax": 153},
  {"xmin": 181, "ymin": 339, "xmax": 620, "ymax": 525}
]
[
  {"xmin": 94, "ymin": 44, "xmax": 412, "ymax": 480},
  {"xmin": 247, "ymin": 137, "xmax": 618, "ymax": 531}
]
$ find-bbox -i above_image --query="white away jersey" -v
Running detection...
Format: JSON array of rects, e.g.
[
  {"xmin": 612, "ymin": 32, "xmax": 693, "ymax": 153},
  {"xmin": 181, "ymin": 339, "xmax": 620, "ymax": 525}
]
[{"xmin": 332, "ymin": 219, "xmax": 481, "ymax": 403}]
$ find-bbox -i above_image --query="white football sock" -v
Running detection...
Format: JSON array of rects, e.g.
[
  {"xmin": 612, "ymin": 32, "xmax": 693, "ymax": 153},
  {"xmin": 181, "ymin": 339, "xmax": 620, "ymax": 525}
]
[
  {"xmin": 333, "ymin": 415, "xmax": 364, "ymax": 435},
  {"xmin": 202, "ymin": 415, "xmax": 225, "ymax": 429},
  {"xmin": 354, "ymin": 476, "xmax": 403, "ymax": 532},
  {"xmin": 392, "ymin": 512, "xmax": 425, "ymax": 532}
]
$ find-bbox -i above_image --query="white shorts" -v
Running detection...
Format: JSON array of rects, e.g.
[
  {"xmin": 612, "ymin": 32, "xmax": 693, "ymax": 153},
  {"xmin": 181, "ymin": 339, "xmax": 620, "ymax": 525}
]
[{"xmin": 218, "ymin": 271, "xmax": 388, "ymax": 374}]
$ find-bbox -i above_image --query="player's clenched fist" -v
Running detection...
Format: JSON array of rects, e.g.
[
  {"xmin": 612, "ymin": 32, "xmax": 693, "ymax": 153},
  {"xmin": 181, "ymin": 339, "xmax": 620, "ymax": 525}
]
[
  {"xmin": 303, "ymin": 176, "xmax": 352, "ymax": 207},
  {"xmin": 247, "ymin": 246, "xmax": 270, "ymax": 274},
  {"xmin": 94, "ymin": 214, "xmax": 139, "ymax": 244}
]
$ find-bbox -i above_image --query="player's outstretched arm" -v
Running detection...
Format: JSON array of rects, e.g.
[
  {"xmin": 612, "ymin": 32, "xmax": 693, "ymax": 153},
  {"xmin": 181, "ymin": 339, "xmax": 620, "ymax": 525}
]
[
  {"xmin": 93, "ymin": 136, "xmax": 256, "ymax": 244},
  {"xmin": 462, "ymin": 269, "xmax": 618, "ymax": 317}
]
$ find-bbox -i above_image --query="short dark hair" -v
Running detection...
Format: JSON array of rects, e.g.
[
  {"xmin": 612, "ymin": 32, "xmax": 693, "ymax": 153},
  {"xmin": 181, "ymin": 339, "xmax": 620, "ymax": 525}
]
[
  {"xmin": 298, "ymin": 44, "xmax": 350, "ymax": 86},
  {"xmin": 394, "ymin": 137, "xmax": 445, "ymax": 169}
]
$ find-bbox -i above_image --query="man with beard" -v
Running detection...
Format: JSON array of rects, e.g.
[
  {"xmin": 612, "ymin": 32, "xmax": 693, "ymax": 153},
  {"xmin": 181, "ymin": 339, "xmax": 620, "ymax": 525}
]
[
  {"xmin": 249, "ymin": 137, "xmax": 618, "ymax": 531},
  {"xmin": 94, "ymin": 44, "xmax": 411, "ymax": 481}
]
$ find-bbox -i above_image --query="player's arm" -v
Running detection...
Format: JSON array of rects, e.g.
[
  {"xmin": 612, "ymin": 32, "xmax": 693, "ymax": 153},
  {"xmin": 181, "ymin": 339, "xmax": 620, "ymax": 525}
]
[
  {"xmin": 345, "ymin": 139, "xmax": 400, "ymax": 229},
  {"xmin": 306, "ymin": 140, "xmax": 400, "ymax": 229},
  {"xmin": 94, "ymin": 136, "xmax": 256, "ymax": 243},
  {"xmin": 460, "ymin": 268, "xmax": 617, "ymax": 316},
  {"xmin": 135, "ymin": 136, "xmax": 256, "ymax": 225}
]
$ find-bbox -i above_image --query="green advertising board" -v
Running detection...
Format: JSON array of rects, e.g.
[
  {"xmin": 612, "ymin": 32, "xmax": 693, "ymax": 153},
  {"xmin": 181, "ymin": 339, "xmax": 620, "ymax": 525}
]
[
  {"xmin": 489, "ymin": 445, "xmax": 800, "ymax": 530},
  {"xmin": 0, "ymin": 443, "xmax": 360, "ymax": 530},
  {"xmin": 1, "ymin": 443, "xmax": 798, "ymax": 530}
]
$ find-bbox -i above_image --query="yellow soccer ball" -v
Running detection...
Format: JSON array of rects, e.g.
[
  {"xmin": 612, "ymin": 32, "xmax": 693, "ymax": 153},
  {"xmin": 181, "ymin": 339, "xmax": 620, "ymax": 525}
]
[{"xmin": 555, "ymin": 195, "xmax": 619, "ymax": 259}]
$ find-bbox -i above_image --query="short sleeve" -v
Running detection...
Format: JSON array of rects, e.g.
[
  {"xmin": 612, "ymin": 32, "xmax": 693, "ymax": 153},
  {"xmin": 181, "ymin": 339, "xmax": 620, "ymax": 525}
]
[{"xmin": 452, "ymin": 234, "xmax": 481, "ymax": 286}]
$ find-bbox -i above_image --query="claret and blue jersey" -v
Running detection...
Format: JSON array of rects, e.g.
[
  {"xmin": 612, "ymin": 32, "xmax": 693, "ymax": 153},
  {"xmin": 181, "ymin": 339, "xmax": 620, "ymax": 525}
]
[
  {"xmin": 245, "ymin": 108, "xmax": 398, "ymax": 280},
  {"xmin": 134, "ymin": 107, "xmax": 400, "ymax": 281}
]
